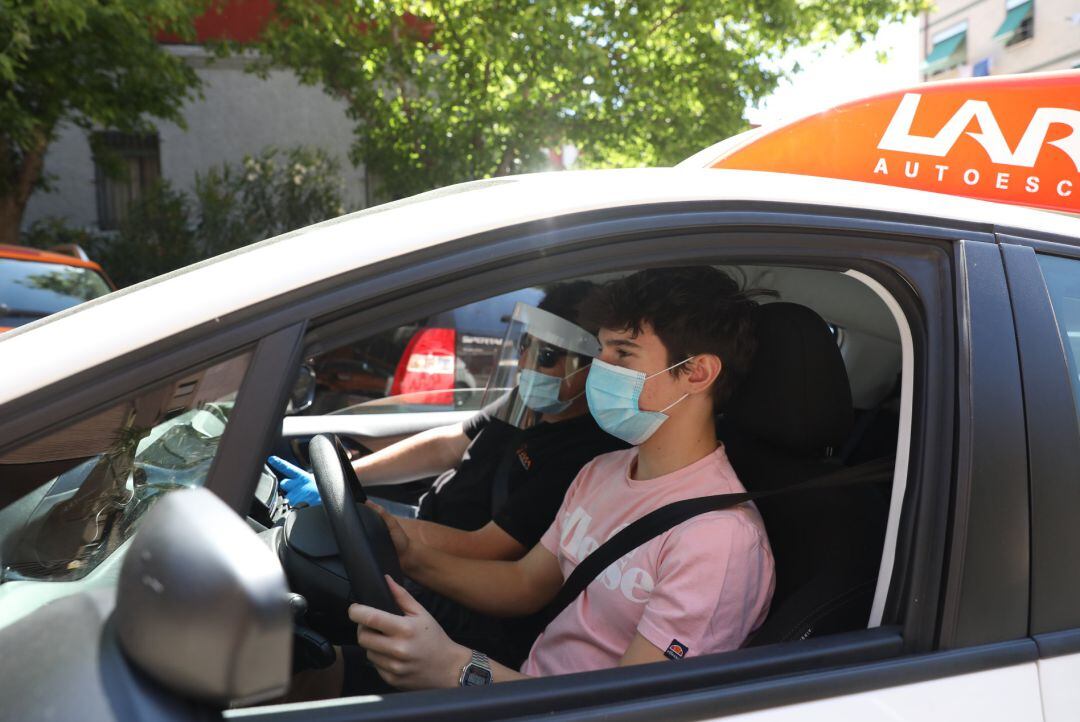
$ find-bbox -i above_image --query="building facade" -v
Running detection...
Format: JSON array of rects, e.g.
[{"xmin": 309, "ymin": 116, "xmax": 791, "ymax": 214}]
[
  {"xmin": 919, "ymin": 0, "xmax": 1080, "ymax": 80},
  {"xmin": 22, "ymin": 1, "xmax": 368, "ymax": 233}
]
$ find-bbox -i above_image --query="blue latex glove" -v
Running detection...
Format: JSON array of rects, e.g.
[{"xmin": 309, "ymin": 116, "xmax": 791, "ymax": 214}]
[{"xmin": 267, "ymin": 455, "xmax": 322, "ymax": 507}]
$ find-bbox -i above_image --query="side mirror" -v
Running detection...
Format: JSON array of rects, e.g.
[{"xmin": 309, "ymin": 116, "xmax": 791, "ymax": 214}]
[
  {"xmin": 115, "ymin": 488, "xmax": 292, "ymax": 708},
  {"xmin": 288, "ymin": 365, "xmax": 317, "ymax": 415}
]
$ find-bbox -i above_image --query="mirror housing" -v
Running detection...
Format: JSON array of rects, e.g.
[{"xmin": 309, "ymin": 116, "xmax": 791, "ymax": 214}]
[
  {"xmin": 115, "ymin": 488, "xmax": 292, "ymax": 708},
  {"xmin": 288, "ymin": 365, "xmax": 317, "ymax": 414}
]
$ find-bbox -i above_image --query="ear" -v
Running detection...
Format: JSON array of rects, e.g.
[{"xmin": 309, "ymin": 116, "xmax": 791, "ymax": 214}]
[{"xmin": 683, "ymin": 354, "xmax": 722, "ymax": 395}]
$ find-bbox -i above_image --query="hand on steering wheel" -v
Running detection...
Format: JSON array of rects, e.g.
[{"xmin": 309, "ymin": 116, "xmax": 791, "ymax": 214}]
[
  {"xmin": 364, "ymin": 501, "xmax": 414, "ymax": 569},
  {"xmin": 267, "ymin": 455, "xmax": 322, "ymax": 507}
]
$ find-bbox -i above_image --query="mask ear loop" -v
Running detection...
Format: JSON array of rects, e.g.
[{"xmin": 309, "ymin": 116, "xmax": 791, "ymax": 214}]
[
  {"xmin": 558, "ymin": 359, "xmax": 592, "ymax": 403},
  {"xmin": 645, "ymin": 355, "xmax": 696, "ymax": 413},
  {"xmin": 659, "ymin": 393, "xmax": 689, "ymax": 413},
  {"xmin": 644, "ymin": 355, "xmax": 696, "ymax": 380}
]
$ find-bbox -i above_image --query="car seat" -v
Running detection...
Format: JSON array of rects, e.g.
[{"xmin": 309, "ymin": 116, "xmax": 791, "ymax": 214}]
[{"xmin": 719, "ymin": 302, "xmax": 891, "ymax": 645}]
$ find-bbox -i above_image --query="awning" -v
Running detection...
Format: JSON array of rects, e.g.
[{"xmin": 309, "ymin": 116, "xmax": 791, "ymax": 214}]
[
  {"xmin": 923, "ymin": 31, "xmax": 966, "ymax": 75},
  {"xmin": 994, "ymin": 0, "xmax": 1034, "ymax": 40}
]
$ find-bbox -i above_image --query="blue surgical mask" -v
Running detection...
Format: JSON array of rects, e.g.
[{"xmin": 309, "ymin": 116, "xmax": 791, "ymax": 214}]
[
  {"xmin": 585, "ymin": 357, "xmax": 693, "ymax": 445},
  {"xmin": 519, "ymin": 366, "xmax": 587, "ymax": 414}
]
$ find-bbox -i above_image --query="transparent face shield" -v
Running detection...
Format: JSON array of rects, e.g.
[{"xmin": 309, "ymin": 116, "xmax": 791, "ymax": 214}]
[{"xmin": 480, "ymin": 303, "xmax": 602, "ymax": 429}]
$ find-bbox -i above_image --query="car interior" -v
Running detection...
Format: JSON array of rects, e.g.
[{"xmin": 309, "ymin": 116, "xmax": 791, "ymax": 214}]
[{"xmin": 0, "ymin": 260, "xmax": 908, "ymax": 714}]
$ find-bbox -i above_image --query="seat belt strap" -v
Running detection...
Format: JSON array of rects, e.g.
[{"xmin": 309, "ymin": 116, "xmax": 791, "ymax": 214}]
[{"xmin": 535, "ymin": 456, "xmax": 894, "ymax": 630}]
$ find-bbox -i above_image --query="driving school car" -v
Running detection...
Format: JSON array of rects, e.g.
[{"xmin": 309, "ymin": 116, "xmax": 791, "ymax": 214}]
[{"xmin": 0, "ymin": 71, "xmax": 1078, "ymax": 722}]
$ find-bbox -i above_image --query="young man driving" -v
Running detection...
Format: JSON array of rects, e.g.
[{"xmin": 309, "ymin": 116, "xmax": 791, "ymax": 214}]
[
  {"xmin": 274, "ymin": 282, "xmax": 626, "ymax": 664},
  {"xmin": 346, "ymin": 266, "xmax": 775, "ymax": 689}
]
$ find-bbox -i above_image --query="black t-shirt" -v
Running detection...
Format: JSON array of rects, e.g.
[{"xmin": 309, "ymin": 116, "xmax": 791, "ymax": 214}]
[{"xmin": 417, "ymin": 408, "xmax": 627, "ymax": 548}]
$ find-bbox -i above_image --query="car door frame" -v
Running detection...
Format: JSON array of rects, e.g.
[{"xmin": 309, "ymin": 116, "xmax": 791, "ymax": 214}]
[
  {"xmin": 998, "ymin": 230, "xmax": 1080, "ymax": 722},
  {"xmin": 0, "ymin": 201, "xmax": 1025, "ymax": 721},
  {"xmin": 229, "ymin": 204, "xmax": 1014, "ymax": 721}
]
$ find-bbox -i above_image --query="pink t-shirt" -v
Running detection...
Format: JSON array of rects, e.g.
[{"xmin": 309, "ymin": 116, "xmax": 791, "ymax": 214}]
[{"xmin": 521, "ymin": 445, "xmax": 775, "ymax": 677}]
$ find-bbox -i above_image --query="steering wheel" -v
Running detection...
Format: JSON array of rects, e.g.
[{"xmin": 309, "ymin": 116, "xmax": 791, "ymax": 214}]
[{"xmin": 307, "ymin": 434, "xmax": 403, "ymax": 614}]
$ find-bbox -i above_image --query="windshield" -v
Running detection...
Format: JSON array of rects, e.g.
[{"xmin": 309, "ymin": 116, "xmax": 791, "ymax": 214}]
[
  {"xmin": 0, "ymin": 258, "xmax": 112, "ymax": 328},
  {"xmin": 0, "ymin": 352, "xmax": 250, "ymax": 584}
]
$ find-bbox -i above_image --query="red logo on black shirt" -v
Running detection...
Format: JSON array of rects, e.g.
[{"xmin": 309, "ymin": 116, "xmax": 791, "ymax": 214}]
[
  {"xmin": 664, "ymin": 640, "xmax": 688, "ymax": 660},
  {"xmin": 516, "ymin": 445, "xmax": 532, "ymax": 470}
]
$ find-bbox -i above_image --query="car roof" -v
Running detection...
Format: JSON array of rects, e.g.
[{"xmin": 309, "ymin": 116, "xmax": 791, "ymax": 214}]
[
  {"xmin": 1, "ymin": 167, "xmax": 1077, "ymax": 406},
  {"xmin": 0, "ymin": 244, "xmax": 107, "ymax": 272}
]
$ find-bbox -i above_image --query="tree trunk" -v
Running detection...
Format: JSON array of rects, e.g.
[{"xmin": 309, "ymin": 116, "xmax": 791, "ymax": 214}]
[
  {"xmin": 0, "ymin": 195, "xmax": 24, "ymax": 245},
  {"xmin": 0, "ymin": 131, "xmax": 49, "ymax": 245},
  {"xmin": 494, "ymin": 144, "xmax": 516, "ymax": 177}
]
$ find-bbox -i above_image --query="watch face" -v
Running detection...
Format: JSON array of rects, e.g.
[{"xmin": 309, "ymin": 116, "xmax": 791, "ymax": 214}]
[{"xmin": 463, "ymin": 664, "xmax": 492, "ymax": 686}]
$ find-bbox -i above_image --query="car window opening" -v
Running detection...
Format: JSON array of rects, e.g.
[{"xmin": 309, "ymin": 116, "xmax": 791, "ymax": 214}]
[
  {"xmin": 256, "ymin": 260, "xmax": 909, "ymax": 703},
  {"xmin": 0, "ymin": 258, "xmax": 911, "ymax": 703}
]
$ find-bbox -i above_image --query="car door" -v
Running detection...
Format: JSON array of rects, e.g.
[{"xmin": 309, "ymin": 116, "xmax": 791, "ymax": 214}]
[
  {"xmin": 999, "ymin": 233, "xmax": 1080, "ymax": 722},
  {"xmin": 0, "ymin": 200, "xmax": 1040, "ymax": 722},
  {"xmin": 222, "ymin": 205, "xmax": 1041, "ymax": 721}
]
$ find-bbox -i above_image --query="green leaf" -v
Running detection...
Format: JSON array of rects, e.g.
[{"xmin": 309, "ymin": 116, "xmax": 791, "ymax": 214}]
[{"xmin": 251, "ymin": 0, "xmax": 919, "ymax": 200}]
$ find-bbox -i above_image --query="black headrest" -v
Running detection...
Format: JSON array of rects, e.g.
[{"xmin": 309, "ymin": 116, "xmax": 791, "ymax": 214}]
[{"xmin": 726, "ymin": 302, "xmax": 853, "ymax": 455}]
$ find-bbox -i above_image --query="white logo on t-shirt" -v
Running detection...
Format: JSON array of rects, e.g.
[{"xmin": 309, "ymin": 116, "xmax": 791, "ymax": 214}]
[{"xmin": 560, "ymin": 505, "xmax": 655, "ymax": 603}]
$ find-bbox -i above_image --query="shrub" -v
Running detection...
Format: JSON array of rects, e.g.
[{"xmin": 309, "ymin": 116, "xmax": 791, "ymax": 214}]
[
  {"xmin": 21, "ymin": 145, "xmax": 353, "ymax": 288},
  {"xmin": 196, "ymin": 146, "xmax": 348, "ymax": 256},
  {"xmin": 108, "ymin": 181, "xmax": 199, "ymax": 288}
]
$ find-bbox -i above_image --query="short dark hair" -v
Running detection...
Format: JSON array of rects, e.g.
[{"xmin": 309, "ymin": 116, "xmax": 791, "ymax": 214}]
[
  {"xmin": 538, "ymin": 280, "xmax": 599, "ymax": 333},
  {"xmin": 585, "ymin": 267, "xmax": 768, "ymax": 410}
]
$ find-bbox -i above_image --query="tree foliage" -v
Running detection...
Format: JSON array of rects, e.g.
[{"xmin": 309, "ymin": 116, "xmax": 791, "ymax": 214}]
[
  {"xmin": 196, "ymin": 146, "xmax": 349, "ymax": 257},
  {"xmin": 252, "ymin": 0, "xmax": 921, "ymax": 200},
  {"xmin": 0, "ymin": 0, "xmax": 210, "ymax": 243}
]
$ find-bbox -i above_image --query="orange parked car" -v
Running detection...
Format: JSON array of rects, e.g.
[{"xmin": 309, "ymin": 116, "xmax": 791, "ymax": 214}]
[{"xmin": 0, "ymin": 244, "xmax": 115, "ymax": 333}]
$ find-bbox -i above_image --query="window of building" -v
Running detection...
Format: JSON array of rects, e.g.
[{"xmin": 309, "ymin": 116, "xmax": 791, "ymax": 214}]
[
  {"xmin": 92, "ymin": 131, "xmax": 161, "ymax": 231},
  {"xmin": 994, "ymin": 0, "xmax": 1034, "ymax": 46},
  {"xmin": 923, "ymin": 22, "xmax": 967, "ymax": 76}
]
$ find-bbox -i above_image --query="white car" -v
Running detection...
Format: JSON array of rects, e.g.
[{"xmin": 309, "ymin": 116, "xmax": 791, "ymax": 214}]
[{"xmin": 0, "ymin": 71, "xmax": 1078, "ymax": 722}]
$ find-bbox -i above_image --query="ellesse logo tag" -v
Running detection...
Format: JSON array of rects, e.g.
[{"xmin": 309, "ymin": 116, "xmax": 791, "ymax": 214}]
[
  {"xmin": 664, "ymin": 640, "xmax": 688, "ymax": 660},
  {"xmin": 874, "ymin": 92, "xmax": 1079, "ymax": 199}
]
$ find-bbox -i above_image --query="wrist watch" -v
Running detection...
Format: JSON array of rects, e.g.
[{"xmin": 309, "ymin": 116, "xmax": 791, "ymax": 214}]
[{"xmin": 458, "ymin": 650, "xmax": 493, "ymax": 687}]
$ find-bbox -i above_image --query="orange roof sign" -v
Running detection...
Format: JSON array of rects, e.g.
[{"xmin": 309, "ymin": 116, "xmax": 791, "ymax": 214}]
[{"xmin": 703, "ymin": 71, "xmax": 1079, "ymax": 215}]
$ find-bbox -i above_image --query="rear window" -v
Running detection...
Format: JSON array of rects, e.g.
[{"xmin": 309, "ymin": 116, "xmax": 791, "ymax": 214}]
[
  {"xmin": 0, "ymin": 258, "xmax": 112, "ymax": 327},
  {"xmin": 1038, "ymin": 254, "xmax": 1080, "ymax": 419}
]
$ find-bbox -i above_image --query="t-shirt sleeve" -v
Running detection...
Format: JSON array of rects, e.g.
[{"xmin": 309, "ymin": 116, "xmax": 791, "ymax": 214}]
[
  {"xmin": 463, "ymin": 395, "xmax": 512, "ymax": 440},
  {"xmin": 636, "ymin": 514, "xmax": 774, "ymax": 658},
  {"xmin": 462, "ymin": 408, "xmax": 492, "ymax": 440}
]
